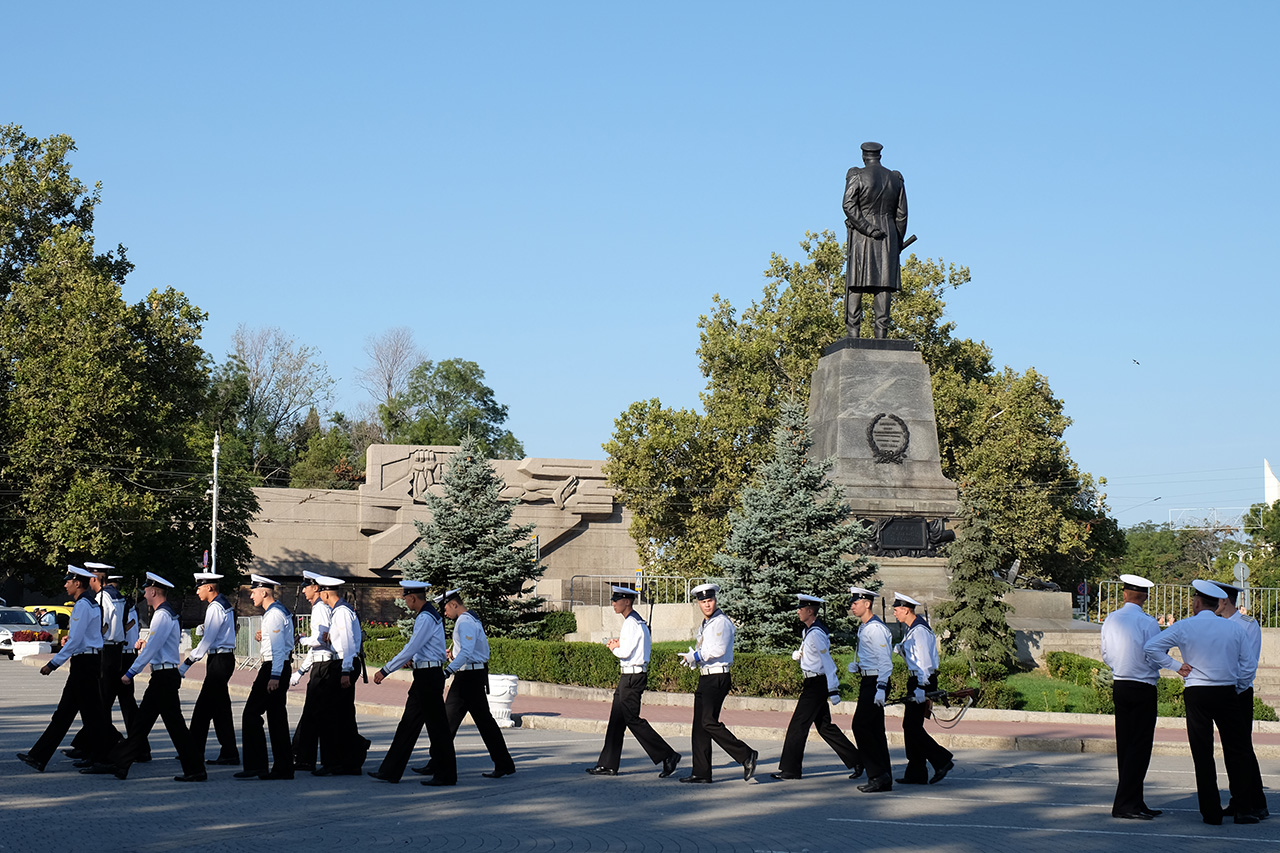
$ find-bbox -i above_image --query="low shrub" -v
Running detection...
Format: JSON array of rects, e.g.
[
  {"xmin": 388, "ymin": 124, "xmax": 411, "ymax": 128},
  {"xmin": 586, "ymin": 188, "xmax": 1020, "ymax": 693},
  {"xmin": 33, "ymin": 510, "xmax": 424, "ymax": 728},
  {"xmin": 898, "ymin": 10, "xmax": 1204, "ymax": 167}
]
[
  {"xmin": 1255, "ymin": 697, "xmax": 1278, "ymax": 722},
  {"xmin": 535, "ymin": 611, "xmax": 577, "ymax": 642},
  {"xmin": 1044, "ymin": 651, "xmax": 1108, "ymax": 688}
]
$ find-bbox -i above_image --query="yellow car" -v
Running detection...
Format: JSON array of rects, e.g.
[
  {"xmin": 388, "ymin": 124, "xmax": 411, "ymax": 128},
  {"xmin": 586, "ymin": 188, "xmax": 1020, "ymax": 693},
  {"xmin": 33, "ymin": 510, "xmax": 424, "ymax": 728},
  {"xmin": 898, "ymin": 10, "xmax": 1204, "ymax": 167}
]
[{"xmin": 24, "ymin": 604, "xmax": 72, "ymax": 649}]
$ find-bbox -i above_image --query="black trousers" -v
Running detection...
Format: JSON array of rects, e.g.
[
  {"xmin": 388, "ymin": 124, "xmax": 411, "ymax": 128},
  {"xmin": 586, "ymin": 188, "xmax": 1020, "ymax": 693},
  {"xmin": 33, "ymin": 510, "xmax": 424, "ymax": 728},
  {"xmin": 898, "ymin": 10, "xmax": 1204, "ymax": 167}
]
[
  {"xmin": 427, "ymin": 669, "xmax": 514, "ymax": 774},
  {"xmin": 317, "ymin": 665, "xmax": 366, "ymax": 770},
  {"xmin": 778, "ymin": 675, "xmax": 861, "ymax": 777},
  {"xmin": 851, "ymin": 675, "xmax": 891, "ymax": 780},
  {"xmin": 902, "ymin": 674, "xmax": 953, "ymax": 783},
  {"xmin": 691, "ymin": 672, "xmax": 753, "ymax": 778},
  {"xmin": 189, "ymin": 652, "xmax": 238, "ymax": 760},
  {"xmin": 242, "ymin": 662, "xmax": 292, "ymax": 775},
  {"xmin": 107, "ymin": 668, "xmax": 204, "ymax": 776},
  {"xmin": 596, "ymin": 671, "xmax": 676, "ymax": 771},
  {"xmin": 118, "ymin": 651, "xmax": 140, "ymax": 733},
  {"xmin": 1226, "ymin": 686, "xmax": 1267, "ymax": 815},
  {"xmin": 378, "ymin": 667, "xmax": 455, "ymax": 782},
  {"xmin": 71, "ymin": 643, "xmax": 125, "ymax": 750},
  {"xmin": 1111, "ymin": 680, "xmax": 1157, "ymax": 815},
  {"xmin": 1184, "ymin": 685, "xmax": 1253, "ymax": 821},
  {"xmin": 291, "ymin": 659, "xmax": 332, "ymax": 766},
  {"xmin": 28, "ymin": 654, "xmax": 117, "ymax": 766},
  {"xmin": 846, "ymin": 289, "xmax": 892, "ymax": 338}
]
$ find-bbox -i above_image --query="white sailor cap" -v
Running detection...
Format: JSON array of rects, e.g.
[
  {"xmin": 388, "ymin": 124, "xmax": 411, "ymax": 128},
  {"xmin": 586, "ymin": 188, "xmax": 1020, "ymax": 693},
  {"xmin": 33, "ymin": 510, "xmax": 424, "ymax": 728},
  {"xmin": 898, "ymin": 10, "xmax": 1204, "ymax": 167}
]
[
  {"xmin": 1212, "ymin": 580, "xmax": 1243, "ymax": 602},
  {"xmin": 797, "ymin": 594, "xmax": 824, "ymax": 607},
  {"xmin": 106, "ymin": 575, "xmax": 123, "ymax": 582},
  {"xmin": 314, "ymin": 574, "xmax": 345, "ymax": 589},
  {"xmin": 1191, "ymin": 579, "xmax": 1227, "ymax": 599},
  {"xmin": 849, "ymin": 586, "xmax": 879, "ymax": 601},
  {"xmin": 250, "ymin": 574, "xmax": 281, "ymax": 589},
  {"xmin": 142, "ymin": 572, "xmax": 174, "ymax": 589},
  {"xmin": 64, "ymin": 565, "xmax": 95, "ymax": 581},
  {"xmin": 610, "ymin": 585, "xmax": 640, "ymax": 600},
  {"xmin": 301, "ymin": 570, "xmax": 322, "ymax": 586},
  {"xmin": 1119, "ymin": 573, "xmax": 1154, "ymax": 590},
  {"xmin": 691, "ymin": 583, "xmax": 720, "ymax": 600},
  {"xmin": 399, "ymin": 579, "xmax": 431, "ymax": 592},
  {"xmin": 193, "ymin": 572, "xmax": 223, "ymax": 583},
  {"xmin": 892, "ymin": 592, "xmax": 922, "ymax": 608},
  {"xmin": 83, "ymin": 561, "xmax": 115, "ymax": 572}
]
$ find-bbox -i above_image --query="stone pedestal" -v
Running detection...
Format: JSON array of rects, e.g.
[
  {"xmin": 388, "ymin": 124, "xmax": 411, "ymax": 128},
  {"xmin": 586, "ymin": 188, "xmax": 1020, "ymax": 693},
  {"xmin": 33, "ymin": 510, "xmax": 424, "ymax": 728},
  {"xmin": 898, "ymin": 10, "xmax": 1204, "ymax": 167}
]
[{"xmin": 808, "ymin": 338, "xmax": 958, "ymax": 520}]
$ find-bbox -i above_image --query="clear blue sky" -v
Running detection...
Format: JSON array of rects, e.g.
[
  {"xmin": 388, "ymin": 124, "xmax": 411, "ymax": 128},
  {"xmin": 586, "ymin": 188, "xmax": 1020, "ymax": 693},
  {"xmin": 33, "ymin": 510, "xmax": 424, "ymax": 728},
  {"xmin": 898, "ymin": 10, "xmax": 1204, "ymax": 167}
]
[{"xmin": 6, "ymin": 2, "xmax": 1277, "ymax": 529}]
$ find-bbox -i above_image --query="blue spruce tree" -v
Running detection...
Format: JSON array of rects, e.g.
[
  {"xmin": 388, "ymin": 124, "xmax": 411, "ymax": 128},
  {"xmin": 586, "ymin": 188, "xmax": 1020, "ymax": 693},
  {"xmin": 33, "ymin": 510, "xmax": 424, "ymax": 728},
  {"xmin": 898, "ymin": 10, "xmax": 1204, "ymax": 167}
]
[{"xmin": 933, "ymin": 493, "xmax": 1016, "ymax": 667}]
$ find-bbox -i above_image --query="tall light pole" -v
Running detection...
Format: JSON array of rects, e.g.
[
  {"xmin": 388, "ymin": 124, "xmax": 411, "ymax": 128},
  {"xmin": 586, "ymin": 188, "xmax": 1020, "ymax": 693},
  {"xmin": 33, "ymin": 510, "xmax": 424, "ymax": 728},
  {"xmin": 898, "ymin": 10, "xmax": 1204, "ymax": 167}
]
[
  {"xmin": 210, "ymin": 431, "xmax": 220, "ymax": 575},
  {"xmin": 1230, "ymin": 548, "xmax": 1252, "ymax": 612}
]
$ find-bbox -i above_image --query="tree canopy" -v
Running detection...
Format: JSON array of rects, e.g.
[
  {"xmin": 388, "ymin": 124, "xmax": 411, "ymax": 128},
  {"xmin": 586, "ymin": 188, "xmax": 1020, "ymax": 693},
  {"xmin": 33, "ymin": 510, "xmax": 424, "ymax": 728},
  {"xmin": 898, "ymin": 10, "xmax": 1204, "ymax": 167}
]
[{"xmin": 381, "ymin": 358, "xmax": 524, "ymax": 459}]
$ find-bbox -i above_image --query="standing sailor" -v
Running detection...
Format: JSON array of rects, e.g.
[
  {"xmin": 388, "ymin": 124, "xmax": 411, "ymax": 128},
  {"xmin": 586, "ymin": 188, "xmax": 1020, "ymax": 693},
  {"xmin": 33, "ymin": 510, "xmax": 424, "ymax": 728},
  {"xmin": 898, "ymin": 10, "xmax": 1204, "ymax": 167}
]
[
  {"xmin": 18, "ymin": 566, "xmax": 117, "ymax": 772},
  {"xmin": 586, "ymin": 585, "xmax": 681, "ymax": 778},
  {"xmin": 1100, "ymin": 573, "xmax": 1161, "ymax": 820},
  {"xmin": 368, "ymin": 580, "xmax": 456, "ymax": 786},
  {"xmin": 289, "ymin": 570, "xmax": 332, "ymax": 772},
  {"xmin": 1213, "ymin": 581, "xmax": 1268, "ymax": 821},
  {"xmin": 81, "ymin": 572, "xmax": 206, "ymax": 781},
  {"xmin": 312, "ymin": 575, "xmax": 369, "ymax": 776},
  {"xmin": 1145, "ymin": 579, "xmax": 1254, "ymax": 825},
  {"xmin": 416, "ymin": 589, "xmax": 514, "ymax": 779},
  {"xmin": 893, "ymin": 592, "xmax": 954, "ymax": 785},
  {"xmin": 771, "ymin": 594, "xmax": 862, "ymax": 781},
  {"xmin": 676, "ymin": 583, "xmax": 757, "ymax": 783},
  {"xmin": 235, "ymin": 575, "xmax": 294, "ymax": 780},
  {"xmin": 181, "ymin": 571, "xmax": 239, "ymax": 765},
  {"xmin": 849, "ymin": 586, "xmax": 893, "ymax": 792}
]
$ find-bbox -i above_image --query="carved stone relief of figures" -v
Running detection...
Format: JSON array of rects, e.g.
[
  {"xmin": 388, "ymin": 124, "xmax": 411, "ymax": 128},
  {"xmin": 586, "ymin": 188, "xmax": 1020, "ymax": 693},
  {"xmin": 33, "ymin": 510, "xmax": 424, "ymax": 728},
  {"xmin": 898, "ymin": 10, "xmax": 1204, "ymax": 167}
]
[
  {"xmin": 498, "ymin": 475, "xmax": 579, "ymax": 509},
  {"xmin": 408, "ymin": 449, "xmax": 443, "ymax": 503}
]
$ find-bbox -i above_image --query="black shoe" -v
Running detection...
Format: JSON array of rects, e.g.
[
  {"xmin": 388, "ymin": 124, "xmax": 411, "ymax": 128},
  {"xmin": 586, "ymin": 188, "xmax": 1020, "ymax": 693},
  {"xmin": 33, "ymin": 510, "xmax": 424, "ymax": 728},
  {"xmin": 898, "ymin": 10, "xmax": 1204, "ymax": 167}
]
[
  {"xmin": 482, "ymin": 768, "xmax": 515, "ymax": 778},
  {"xmin": 770, "ymin": 772, "xmax": 801, "ymax": 780},
  {"xmin": 206, "ymin": 756, "xmax": 239, "ymax": 766},
  {"xmin": 80, "ymin": 763, "xmax": 128, "ymax": 779},
  {"xmin": 17, "ymin": 753, "xmax": 45, "ymax": 772},
  {"xmin": 857, "ymin": 772, "xmax": 892, "ymax": 793},
  {"xmin": 421, "ymin": 778, "xmax": 455, "ymax": 786},
  {"xmin": 261, "ymin": 770, "xmax": 294, "ymax": 780},
  {"xmin": 848, "ymin": 763, "xmax": 864, "ymax": 780},
  {"xmin": 929, "ymin": 759, "xmax": 955, "ymax": 784},
  {"xmin": 659, "ymin": 753, "xmax": 680, "ymax": 778},
  {"xmin": 585, "ymin": 765, "xmax": 617, "ymax": 776},
  {"xmin": 233, "ymin": 769, "xmax": 265, "ymax": 779},
  {"xmin": 292, "ymin": 762, "xmax": 315, "ymax": 772},
  {"xmin": 174, "ymin": 773, "xmax": 208, "ymax": 782},
  {"xmin": 743, "ymin": 750, "xmax": 758, "ymax": 781},
  {"xmin": 896, "ymin": 777, "xmax": 928, "ymax": 785},
  {"xmin": 679, "ymin": 775, "xmax": 712, "ymax": 783},
  {"xmin": 411, "ymin": 764, "xmax": 432, "ymax": 775},
  {"xmin": 72, "ymin": 758, "xmax": 96, "ymax": 768},
  {"xmin": 1235, "ymin": 813, "xmax": 1262, "ymax": 825},
  {"xmin": 1203, "ymin": 815, "xmax": 1223, "ymax": 825},
  {"xmin": 134, "ymin": 754, "xmax": 151, "ymax": 763},
  {"xmin": 1140, "ymin": 808, "xmax": 1163, "ymax": 817},
  {"xmin": 311, "ymin": 766, "xmax": 339, "ymax": 776},
  {"xmin": 1113, "ymin": 812, "xmax": 1154, "ymax": 821},
  {"xmin": 62, "ymin": 748, "xmax": 86, "ymax": 759},
  {"xmin": 367, "ymin": 770, "xmax": 399, "ymax": 783}
]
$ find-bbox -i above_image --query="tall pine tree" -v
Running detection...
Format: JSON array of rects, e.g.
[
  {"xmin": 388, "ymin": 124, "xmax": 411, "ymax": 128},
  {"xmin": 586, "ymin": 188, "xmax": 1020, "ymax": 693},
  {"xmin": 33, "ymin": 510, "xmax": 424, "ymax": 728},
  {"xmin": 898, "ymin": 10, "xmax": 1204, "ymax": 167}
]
[
  {"xmin": 714, "ymin": 401, "xmax": 876, "ymax": 652},
  {"xmin": 933, "ymin": 493, "xmax": 1016, "ymax": 667},
  {"xmin": 397, "ymin": 435, "xmax": 543, "ymax": 636}
]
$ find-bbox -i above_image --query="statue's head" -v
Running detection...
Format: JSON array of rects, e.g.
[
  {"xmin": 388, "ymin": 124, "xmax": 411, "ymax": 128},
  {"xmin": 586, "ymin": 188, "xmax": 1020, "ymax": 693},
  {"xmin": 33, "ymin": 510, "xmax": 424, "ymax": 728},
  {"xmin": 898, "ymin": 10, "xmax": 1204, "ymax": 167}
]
[{"xmin": 861, "ymin": 141, "xmax": 883, "ymax": 164}]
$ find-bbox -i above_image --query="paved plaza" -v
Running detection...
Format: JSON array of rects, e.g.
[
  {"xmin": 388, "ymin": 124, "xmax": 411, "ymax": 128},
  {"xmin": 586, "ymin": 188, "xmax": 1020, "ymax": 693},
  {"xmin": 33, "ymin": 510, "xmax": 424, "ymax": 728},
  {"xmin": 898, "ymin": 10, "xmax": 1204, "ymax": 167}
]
[{"xmin": 3, "ymin": 662, "xmax": 1279, "ymax": 852}]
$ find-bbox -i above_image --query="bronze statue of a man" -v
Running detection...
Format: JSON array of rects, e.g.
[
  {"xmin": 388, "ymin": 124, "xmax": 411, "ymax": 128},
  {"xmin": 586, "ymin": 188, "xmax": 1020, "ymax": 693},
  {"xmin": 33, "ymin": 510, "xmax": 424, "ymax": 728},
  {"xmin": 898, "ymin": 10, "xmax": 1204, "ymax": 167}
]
[{"xmin": 843, "ymin": 142, "xmax": 908, "ymax": 339}]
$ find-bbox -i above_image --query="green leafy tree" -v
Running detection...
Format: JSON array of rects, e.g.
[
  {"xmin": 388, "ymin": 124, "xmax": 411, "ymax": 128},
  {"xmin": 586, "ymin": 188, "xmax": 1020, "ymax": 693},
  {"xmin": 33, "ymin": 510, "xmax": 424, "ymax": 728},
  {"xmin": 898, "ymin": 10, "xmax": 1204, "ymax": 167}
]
[
  {"xmin": 290, "ymin": 413, "xmax": 375, "ymax": 489},
  {"xmin": 397, "ymin": 435, "xmax": 542, "ymax": 636},
  {"xmin": 382, "ymin": 358, "xmax": 523, "ymax": 459},
  {"xmin": 714, "ymin": 401, "xmax": 875, "ymax": 653},
  {"xmin": 933, "ymin": 494, "xmax": 1016, "ymax": 667},
  {"xmin": 1108, "ymin": 521, "xmax": 1238, "ymax": 586}
]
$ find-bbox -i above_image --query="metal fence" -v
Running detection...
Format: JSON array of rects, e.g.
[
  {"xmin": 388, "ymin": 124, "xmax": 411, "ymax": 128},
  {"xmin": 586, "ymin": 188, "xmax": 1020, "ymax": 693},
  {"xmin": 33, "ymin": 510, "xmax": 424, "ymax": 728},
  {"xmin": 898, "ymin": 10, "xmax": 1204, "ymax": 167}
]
[
  {"xmin": 232, "ymin": 614, "xmax": 313, "ymax": 669},
  {"xmin": 1094, "ymin": 581, "xmax": 1280, "ymax": 627},
  {"xmin": 567, "ymin": 575, "xmax": 726, "ymax": 607}
]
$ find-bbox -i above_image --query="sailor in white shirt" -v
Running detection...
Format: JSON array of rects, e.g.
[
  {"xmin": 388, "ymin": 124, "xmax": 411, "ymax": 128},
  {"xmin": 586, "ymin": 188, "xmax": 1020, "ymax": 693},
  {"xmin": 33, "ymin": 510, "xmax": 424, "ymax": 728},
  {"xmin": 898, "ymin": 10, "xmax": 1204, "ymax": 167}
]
[
  {"xmin": 369, "ymin": 580, "xmax": 455, "ymax": 786},
  {"xmin": 312, "ymin": 575, "xmax": 369, "ymax": 776},
  {"xmin": 849, "ymin": 586, "xmax": 893, "ymax": 792},
  {"xmin": 677, "ymin": 583, "xmax": 756, "ymax": 783},
  {"xmin": 235, "ymin": 575, "xmax": 295, "ymax": 780},
  {"xmin": 19, "ymin": 567, "xmax": 117, "ymax": 772},
  {"xmin": 586, "ymin": 586, "xmax": 680, "ymax": 778},
  {"xmin": 182, "ymin": 571, "xmax": 239, "ymax": 765},
  {"xmin": 894, "ymin": 592, "xmax": 954, "ymax": 786},
  {"xmin": 1212, "ymin": 581, "xmax": 1268, "ymax": 821},
  {"xmin": 1144, "ymin": 579, "xmax": 1254, "ymax": 825},
  {"xmin": 772, "ymin": 594, "xmax": 861, "ymax": 781},
  {"xmin": 66, "ymin": 562, "xmax": 128, "ymax": 760},
  {"xmin": 1100, "ymin": 573, "xmax": 1162, "ymax": 819},
  {"xmin": 289, "ymin": 570, "xmax": 332, "ymax": 771},
  {"xmin": 82, "ymin": 572, "xmax": 206, "ymax": 781}
]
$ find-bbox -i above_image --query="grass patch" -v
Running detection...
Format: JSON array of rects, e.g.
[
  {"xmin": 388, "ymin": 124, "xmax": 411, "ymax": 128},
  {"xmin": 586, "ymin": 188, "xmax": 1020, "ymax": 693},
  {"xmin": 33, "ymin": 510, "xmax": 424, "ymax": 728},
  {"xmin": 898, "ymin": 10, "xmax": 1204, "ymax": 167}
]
[{"xmin": 1006, "ymin": 671, "xmax": 1099, "ymax": 713}]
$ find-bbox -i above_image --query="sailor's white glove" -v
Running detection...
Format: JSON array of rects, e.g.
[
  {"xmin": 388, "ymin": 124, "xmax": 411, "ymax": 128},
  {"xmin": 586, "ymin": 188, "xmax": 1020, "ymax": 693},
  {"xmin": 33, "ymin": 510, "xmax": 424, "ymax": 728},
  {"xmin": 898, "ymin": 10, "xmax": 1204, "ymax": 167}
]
[
  {"xmin": 289, "ymin": 670, "xmax": 302, "ymax": 687},
  {"xmin": 829, "ymin": 694, "xmax": 841, "ymax": 706},
  {"xmin": 792, "ymin": 649, "xmax": 803, "ymax": 661},
  {"xmin": 913, "ymin": 687, "xmax": 926, "ymax": 704},
  {"xmin": 847, "ymin": 662, "xmax": 858, "ymax": 674},
  {"xmin": 892, "ymin": 643, "xmax": 902, "ymax": 656},
  {"xmin": 874, "ymin": 687, "xmax": 886, "ymax": 707},
  {"xmin": 678, "ymin": 648, "xmax": 696, "ymax": 668}
]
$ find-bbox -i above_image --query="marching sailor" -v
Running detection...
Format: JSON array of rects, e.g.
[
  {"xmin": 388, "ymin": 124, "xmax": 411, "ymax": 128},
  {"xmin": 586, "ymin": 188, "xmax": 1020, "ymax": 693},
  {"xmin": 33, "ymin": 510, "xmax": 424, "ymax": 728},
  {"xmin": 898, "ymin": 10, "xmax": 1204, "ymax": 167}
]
[
  {"xmin": 369, "ymin": 579, "xmax": 456, "ymax": 786},
  {"xmin": 772, "ymin": 594, "xmax": 861, "ymax": 781},
  {"xmin": 235, "ymin": 575, "xmax": 294, "ymax": 780},
  {"xmin": 1100, "ymin": 573, "xmax": 1161, "ymax": 819},
  {"xmin": 893, "ymin": 592, "xmax": 954, "ymax": 785},
  {"xmin": 586, "ymin": 585, "xmax": 681, "ymax": 778},
  {"xmin": 849, "ymin": 586, "xmax": 893, "ymax": 792},
  {"xmin": 181, "ymin": 571, "xmax": 240, "ymax": 765},
  {"xmin": 311, "ymin": 575, "xmax": 369, "ymax": 776},
  {"xmin": 677, "ymin": 583, "xmax": 757, "ymax": 783},
  {"xmin": 289, "ymin": 570, "xmax": 332, "ymax": 771}
]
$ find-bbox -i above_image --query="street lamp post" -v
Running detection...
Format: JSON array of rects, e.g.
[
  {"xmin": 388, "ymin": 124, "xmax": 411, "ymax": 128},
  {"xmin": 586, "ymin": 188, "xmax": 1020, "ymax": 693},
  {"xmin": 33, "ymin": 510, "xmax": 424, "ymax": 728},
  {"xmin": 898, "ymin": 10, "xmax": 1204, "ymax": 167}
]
[{"xmin": 210, "ymin": 432, "xmax": 220, "ymax": 576}]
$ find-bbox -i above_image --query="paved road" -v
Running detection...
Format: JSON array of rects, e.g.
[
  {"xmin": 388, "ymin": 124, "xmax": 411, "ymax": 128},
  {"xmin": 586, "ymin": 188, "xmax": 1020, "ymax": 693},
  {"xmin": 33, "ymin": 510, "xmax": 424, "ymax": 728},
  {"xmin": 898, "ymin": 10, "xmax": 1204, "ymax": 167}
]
[{"xmin": 3, "ymin": 661, "xmax": 1278, "ymax": 852}]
